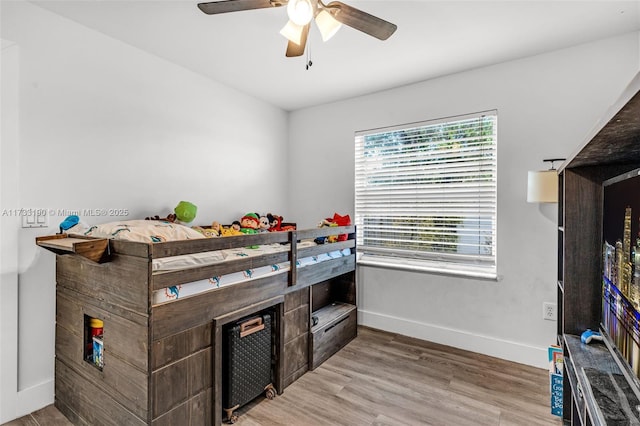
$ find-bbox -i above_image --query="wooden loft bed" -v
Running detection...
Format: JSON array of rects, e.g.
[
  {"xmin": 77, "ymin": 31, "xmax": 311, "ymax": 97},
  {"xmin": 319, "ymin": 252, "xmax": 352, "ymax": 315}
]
[{"xmin": 37, "ymin": 225, "xmax": 357, "ymax": 426}]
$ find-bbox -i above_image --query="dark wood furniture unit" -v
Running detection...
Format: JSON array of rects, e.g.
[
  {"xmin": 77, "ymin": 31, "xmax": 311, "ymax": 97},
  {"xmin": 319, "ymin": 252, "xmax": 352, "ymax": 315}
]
[
  {"xmin": 558, "ymin": 73, "xmax": 640, "ymax": 425},
  {"xmin": 39, "ymin": 226, "xmax": 356, "ymax": 426},
  {"xmin": 310, "ymin": 276, "xmax": 357, "ymax": 370}
]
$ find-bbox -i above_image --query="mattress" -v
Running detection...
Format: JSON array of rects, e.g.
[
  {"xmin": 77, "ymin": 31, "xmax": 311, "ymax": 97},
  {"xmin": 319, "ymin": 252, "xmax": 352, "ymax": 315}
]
[
  {"xmin": 151, "ymin": 241, "xmax": 308, "ymax": 273},
  {"xmin": 152, "ymin": 245, "xmax": 351, "ymax": 305}
]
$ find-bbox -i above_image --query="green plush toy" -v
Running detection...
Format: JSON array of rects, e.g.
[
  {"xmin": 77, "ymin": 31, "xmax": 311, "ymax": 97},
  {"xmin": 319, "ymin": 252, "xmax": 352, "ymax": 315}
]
[
  {"xmin": 174, "ymin": 201, "xmax": 197, "ymax": 223},
  {"xmin": 240, "ymin": 213, "xmax": 260, "ymax": 248}
]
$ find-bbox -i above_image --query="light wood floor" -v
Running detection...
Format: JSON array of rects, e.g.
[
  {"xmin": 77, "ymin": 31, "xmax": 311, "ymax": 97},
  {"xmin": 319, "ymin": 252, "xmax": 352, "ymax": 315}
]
[{"xmin": 3, "ymin": 326, "xmax": 562, "ymax": 426}]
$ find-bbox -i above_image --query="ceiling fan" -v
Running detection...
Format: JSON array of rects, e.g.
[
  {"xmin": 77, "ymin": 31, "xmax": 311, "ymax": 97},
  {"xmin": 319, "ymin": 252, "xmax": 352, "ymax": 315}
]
[{"xmin": 197, "ymin": 0, "xmax": 397, "ymax": 58}]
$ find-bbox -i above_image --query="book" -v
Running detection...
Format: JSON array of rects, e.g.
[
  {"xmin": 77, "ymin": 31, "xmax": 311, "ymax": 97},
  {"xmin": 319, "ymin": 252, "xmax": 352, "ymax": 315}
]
[
  {"xmin": 550, "ymin": 373, "xmax": 563, "ymax": 417},
  {"xmin": 548, "ymin": 345, "xmax": 563, "ymax": 417},
  {"xmin": 548, "ymin": 345, "xmax": 563, "ymax": 375}
]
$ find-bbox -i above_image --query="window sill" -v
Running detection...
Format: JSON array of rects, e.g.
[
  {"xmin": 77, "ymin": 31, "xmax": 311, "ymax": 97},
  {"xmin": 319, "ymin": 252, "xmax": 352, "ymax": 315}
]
[{"xmin": 356, "ymin": 255, "xmax": 499, "ymax": 281}]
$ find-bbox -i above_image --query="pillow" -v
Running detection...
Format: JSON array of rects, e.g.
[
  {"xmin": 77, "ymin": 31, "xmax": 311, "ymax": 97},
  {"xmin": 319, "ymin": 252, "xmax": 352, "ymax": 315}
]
[{"xmin": 68, "ymin": 220, "xmax": 206, "ymax": 243}]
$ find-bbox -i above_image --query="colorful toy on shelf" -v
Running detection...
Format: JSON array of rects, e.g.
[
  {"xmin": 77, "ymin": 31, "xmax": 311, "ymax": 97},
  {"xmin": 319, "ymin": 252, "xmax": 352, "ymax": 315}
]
[
  {"xmin": 267, "ymin": 213, "xmax": 280, "ymax": 231},
  {"xmin": 220, "ymin": 223, "xmax": 244, "ymax": 237},
  {"xmin": 239, "ymin": 213, "xmax": 260, "ymax": 248},
  {"xmin": 258, "ymin": 214, "xmax": 271, "ymax": 232},
  {"xmin": 192, "ymin": 221, "xmax": 221, "ymax": 238},
  {"xmin": 240, "ymin": 213, "xmax": 260, "ymax": 235},
  {"xmin": 316, "ymin": 213, "xmax": 351, "ymax": 244},
  {"xmin": 266, "ymin": 213, "xmax": 295, "ymax": 232},
  {"xmin": 581, "ymin": 329, "xmax": 603, "ymax": 344}
]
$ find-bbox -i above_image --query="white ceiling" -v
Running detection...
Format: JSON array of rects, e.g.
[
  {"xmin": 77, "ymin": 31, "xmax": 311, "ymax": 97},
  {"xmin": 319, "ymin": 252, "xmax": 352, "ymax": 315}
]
[{"xmin": 31, "ymin": 0, "xmax": 640, "ymax": 110}]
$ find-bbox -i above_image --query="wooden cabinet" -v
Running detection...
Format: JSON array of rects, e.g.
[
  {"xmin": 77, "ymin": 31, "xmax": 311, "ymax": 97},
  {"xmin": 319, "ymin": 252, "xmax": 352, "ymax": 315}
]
[
  {"xmin": 309, "ymin": 273, "xmax": 357, "ymax": 370},
  {"xmin": 310, "ymin": 302, "xmax": 357, "ymax": 370},
  {"xmin": 283, "ymin": 272, "xmax": 358, "ymax": 379},
  {"xmin": 558, "ymin": 73, "xmax": 640, "ymax": 425}
]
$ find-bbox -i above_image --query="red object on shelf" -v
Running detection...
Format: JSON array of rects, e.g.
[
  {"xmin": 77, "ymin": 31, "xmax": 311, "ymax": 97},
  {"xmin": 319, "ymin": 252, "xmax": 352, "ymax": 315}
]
[{"xmin": 90, "ymin": 318, "xmax": 103, "ymax": 338}]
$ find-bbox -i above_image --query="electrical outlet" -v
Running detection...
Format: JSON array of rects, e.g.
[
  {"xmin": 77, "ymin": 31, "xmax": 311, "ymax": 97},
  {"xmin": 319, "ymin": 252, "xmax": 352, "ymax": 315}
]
[{"xmin": 543, "ymin": 302, "xmax": 556, "ymax": 321}]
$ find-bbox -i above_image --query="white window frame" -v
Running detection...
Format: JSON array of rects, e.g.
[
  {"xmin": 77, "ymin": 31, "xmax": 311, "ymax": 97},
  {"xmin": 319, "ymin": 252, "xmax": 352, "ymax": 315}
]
[{"xmin": 354, "ymin": 110, "xmax": 498, "ymax": 279}]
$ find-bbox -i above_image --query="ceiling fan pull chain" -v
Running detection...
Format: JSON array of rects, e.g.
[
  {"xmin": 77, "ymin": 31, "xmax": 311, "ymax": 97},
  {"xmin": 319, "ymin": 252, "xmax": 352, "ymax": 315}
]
[{"xmin": 306, "ymin": 39, "xmax": 313, "ymax": 70}]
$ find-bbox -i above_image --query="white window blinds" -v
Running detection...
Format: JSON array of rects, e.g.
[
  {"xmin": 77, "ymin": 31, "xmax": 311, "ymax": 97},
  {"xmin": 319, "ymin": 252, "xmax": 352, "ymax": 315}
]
[{"xmin": 354, "ymin": 111, "xmax": 497, "ymax": 278}]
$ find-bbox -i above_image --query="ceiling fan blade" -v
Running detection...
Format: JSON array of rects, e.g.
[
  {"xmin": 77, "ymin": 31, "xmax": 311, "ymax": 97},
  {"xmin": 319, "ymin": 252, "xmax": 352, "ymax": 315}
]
[
  {"xmin": 197, "ymin": 0, "xmax": 283, "ymax": 15},
  {"xmin": 325, "ymin": 1, "xmax": 397, "ymax": 40},
  {"xmin": 285, "ymin": 23, "xmax": 310, "ymax": 57}
]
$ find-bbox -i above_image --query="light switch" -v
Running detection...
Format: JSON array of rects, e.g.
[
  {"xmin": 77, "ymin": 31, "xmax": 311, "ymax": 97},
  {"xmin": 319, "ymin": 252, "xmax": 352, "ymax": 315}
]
[{"xmin": 22, "ymin": 210, "xmax": 49, "ymax": 228}]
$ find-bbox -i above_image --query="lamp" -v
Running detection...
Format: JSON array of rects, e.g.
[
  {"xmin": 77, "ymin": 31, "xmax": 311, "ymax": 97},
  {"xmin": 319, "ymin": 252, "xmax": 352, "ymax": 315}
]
[
  {"xmin": 527, "ymin": 158, "xmax": 565, "ymax": 203},
  {"xmin": 315, "ymin": 9, "xmax": 342, "ymax": 41},
  {"xmin": 280, "ymin": 0, "xmax": 343, "ymax": 45},
  {"xmin": 287, "ymin": 0, "xmax": 314, "ymax": 25},
  {"xmin": 280, "ymin": 20, "xmax": 306, "ymax": 45}
]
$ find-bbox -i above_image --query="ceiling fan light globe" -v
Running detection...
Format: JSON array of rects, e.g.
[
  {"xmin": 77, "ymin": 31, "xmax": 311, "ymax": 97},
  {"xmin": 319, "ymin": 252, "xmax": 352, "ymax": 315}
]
[
  {"xmin": 315, "ymin": 9, "xmax": 342, "ymax": 42},
  {"xmin": 287, "ymin": 0, "xmax": 313, "ymax": 25},
  {"xmin": 280, "ymin": 20, "xmax": 304, "ymax": 45}
]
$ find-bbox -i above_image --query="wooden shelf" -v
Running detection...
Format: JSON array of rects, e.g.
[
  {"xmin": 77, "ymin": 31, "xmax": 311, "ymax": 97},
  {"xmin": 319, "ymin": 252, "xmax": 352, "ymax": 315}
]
[{"xmin": 36, "ymin": 234, "xmax": 109, "ymax": 263}]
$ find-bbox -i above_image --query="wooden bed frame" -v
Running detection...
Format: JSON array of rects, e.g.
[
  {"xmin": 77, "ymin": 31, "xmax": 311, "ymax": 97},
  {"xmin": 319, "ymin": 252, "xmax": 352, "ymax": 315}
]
[{"xmin": 37, "ymin": 225, "xmax": 357, "ymax": 426}]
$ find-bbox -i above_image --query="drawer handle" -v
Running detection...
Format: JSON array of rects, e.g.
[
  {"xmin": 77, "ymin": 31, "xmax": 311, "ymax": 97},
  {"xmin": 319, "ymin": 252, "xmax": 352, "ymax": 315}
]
[
  {"xmin": 240, "ymin": 317, "xmax": 265, "ymax": 337},
  {"xmin": 324, "ymin": 315, "xmax": 349, "ymax": 333}
]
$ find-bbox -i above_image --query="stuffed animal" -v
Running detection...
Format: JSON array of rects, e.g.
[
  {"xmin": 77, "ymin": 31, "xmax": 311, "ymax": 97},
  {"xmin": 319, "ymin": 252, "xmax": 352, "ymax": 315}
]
[
  {"xmin": 267, "ymin": 213, "xmax": 282, "ymax": 231},
  {"xmin": 145, "ymin": 213, "xmax": 177, "ymax": 222},
  {"xmin": 267, "ymin": 213, "xmax": 296, "ymax": 232},
  {"xmin": 211, "ymin": 221, "xmax": 222, "ymax": 236},
  {"xmin": 239, "ymin": 213, "xmax": 261, "ymax": 248},
  {"xmin": 316, "ymin": 219, "xmax": 339, "ymax": 244},
  {"xmin": 258, "ymin": 214, "xmax": 271, "ymax": 232},
  {"xmin": 240, "ymin": 213, "xmax": 260, "ymax": 235},
  {"xmin": 331, "ymin": 213, "xmax": 351, "ymax": 241},
  {"xmin": 220, "ymin": 224, "xmax": 243, "ymax": 237},
  {"xmin": 174, "ymin": 201, "xmax": 197, "ymax": 224},
  {"xmin": 192, "ymin": 221, "xmax": 221, "ymax": 238},
  {"xmin": 316, "ymin": 213, "xmax": 351, "ymax": 243}
]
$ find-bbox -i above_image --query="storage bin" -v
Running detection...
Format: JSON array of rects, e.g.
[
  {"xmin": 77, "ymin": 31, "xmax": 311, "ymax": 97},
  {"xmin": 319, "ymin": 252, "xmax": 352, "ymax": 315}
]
[{"xmin": 310, "ymin": 303, "xmax": 357, "ymax": 370}]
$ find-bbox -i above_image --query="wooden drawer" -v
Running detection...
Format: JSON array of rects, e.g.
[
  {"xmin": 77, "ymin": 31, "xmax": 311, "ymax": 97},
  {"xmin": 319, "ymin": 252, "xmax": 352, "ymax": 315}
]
[{"xmin": 310, "ymin": 303, "xmax": 357, "ymax": 370}]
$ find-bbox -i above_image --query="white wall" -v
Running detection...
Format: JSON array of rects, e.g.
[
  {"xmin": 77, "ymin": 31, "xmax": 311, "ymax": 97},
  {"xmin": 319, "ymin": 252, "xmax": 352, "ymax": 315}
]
[
  {"xmin": 1, "ymin": 38, "xmax": 21, "ymax": 424},
  {"xmin": 288, "ymin": 32, "xmax": 640, "ymax": 368},
  {"xmin": 0, "ymin": 1, "xmax": 289, "ymax": 422}
]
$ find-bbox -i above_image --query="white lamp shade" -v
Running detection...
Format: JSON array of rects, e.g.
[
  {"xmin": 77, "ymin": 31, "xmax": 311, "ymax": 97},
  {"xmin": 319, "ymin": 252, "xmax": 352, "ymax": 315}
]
[
  {"xmin": 315, "ymin": 9, "xmax": 342, "ymax": 41},
  {"xmin": 280, "ymin": 20, "xmax": 305, "ymax": 45},
  {"xmin": 527, "ymin": 170, "xmax": 558, "ymax": 203},
  {"xmin": 287, "ymin": 0, "xmax": 313, "ymax": 25}
]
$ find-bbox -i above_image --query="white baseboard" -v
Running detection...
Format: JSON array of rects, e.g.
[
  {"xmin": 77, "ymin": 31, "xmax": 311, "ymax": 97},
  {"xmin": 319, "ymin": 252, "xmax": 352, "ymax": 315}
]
[
  {"xmin": 14, "ymin": 379, "xmax": 54, "ymax": 420},
  {"xmin": 358, "ymin": 309, "xmax": 548, "ymax": 369}
]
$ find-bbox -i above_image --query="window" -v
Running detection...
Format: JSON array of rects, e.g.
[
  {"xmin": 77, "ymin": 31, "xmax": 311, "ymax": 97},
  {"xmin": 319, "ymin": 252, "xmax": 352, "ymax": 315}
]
[{"xmin": 354, "ymin": 111, "xmax": 497, "ymax": 279}]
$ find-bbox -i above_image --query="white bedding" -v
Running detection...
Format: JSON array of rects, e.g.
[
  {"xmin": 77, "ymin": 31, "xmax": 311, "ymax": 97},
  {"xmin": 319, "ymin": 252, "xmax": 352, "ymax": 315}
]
[
  {"xmin": 152, "ymin": 248, "xmax": 352, "ymax": 305},
  {"xmin": 67, "ymin": 219, "xmax": 205, "ymax": 243},
  {"xmin": 151, "ymin": 241, "xmax": 317, "ymax": 272}
]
